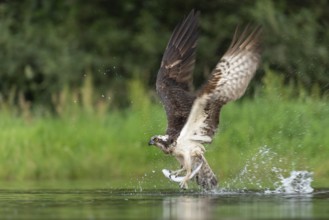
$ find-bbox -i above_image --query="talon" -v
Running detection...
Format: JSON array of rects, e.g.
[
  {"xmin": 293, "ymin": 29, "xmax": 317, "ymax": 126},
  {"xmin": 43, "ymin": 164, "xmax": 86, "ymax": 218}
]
[
  {"xmin": 162, "ymin": 162, "xmax": 203, "ymax": 186},
  {"xmin": 179, "ymin": 178, "xmax": 189, "ymax": 189}
]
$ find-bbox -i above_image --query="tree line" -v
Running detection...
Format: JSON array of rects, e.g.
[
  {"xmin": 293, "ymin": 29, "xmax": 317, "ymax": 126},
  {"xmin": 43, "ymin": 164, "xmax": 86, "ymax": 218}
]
[{"xmin": 0, "ymin": 0, "xmax": 328, "ymax": 110}]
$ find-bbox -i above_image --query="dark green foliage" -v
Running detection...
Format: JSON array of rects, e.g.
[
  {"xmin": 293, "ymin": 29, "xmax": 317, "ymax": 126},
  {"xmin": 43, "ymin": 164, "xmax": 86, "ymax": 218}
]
[
  {"xmin": 0, "ymin": 0, "xmax": 328, "ymax": 109},
  {"xmin": 251, "ymin": 0, "xmax": 329, "ymax": 92}
]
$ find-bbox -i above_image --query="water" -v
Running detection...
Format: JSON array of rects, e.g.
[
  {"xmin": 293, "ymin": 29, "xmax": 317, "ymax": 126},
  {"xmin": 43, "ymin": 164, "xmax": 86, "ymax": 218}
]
[
  {"xmin": 0, "ymin": 188, "xmax": 328, "ymax": 219},
  {"xmin": 0, "ymin": 169, "xmax": 324, "ymax": 219},
  {"xmin": 0, "ymin": 146, "xmax": 325, "ymax": 219},
  {"xmin": 223, "ymin": 146, "xmax": 314, "ymax": 193},
  {"xmin": 267, "ymin": 170, "xmax": 314, "ymax": 194}
]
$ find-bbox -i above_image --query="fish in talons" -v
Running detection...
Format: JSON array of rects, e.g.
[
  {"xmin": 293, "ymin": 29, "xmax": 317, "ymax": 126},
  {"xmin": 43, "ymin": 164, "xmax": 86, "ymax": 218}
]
[{"xmin": 162, "ymin": 162, "xmax": 203, "ymax": 189}]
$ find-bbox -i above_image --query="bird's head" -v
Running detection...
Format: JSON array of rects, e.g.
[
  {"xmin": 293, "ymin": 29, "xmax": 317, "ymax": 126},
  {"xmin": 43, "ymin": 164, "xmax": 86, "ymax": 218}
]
[{"xmin": 148, "ymin": 135, "xmax": 173, "ymax": 154}]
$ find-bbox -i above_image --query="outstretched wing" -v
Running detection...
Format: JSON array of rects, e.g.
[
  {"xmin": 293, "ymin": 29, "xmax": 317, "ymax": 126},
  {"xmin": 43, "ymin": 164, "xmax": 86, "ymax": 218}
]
[
  {"xmin": 178, "ymin": 25, "xmax": 262, "ymax": 144},
  {"xmin": 156, "ymin": 10, "xmax": 199, "ymax": 139}
]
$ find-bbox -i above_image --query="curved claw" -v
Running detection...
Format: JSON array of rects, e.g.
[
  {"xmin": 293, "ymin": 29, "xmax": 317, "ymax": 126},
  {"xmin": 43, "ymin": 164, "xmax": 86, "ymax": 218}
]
[
  {"xmin": 179, "ymin": 179, "xmax": 188, "ymax": 189},
  {"xmin": 162, "ymin": 162, "xmax": 203, "ymax": 183}
]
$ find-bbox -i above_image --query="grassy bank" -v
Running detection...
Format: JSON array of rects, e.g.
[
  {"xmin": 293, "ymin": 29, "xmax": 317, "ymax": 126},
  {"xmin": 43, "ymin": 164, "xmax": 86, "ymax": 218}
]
[
  {"xmin": 0, "ymin": 92, "xmax": 328, "ymax": 189},
  {"xmin": 0, "ymin": 70, "xmax": 328, "ymax": 189}
]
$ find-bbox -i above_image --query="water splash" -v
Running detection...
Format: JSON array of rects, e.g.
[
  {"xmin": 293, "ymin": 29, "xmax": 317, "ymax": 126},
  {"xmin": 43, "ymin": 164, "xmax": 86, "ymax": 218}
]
[
  {"xmin": 223, "ymin": 146, "xmax": 313, "ymax": 194},
  {"xmin": 266, "ymin": 170, "xmax": 314, "ymax": 194}
]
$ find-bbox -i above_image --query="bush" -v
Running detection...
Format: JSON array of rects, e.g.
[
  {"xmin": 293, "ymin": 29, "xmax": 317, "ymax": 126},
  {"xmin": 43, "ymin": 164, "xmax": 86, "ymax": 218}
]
[{"xmin": 0, "ymin": 0, "xmax": 328, "ymax": 110}]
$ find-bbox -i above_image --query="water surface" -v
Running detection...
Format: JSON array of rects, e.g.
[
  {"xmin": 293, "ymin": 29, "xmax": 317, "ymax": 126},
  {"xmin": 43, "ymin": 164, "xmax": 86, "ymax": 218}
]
[{"xmin": 0, "ymin": 188, "xmax": 328, "ymax": 219}]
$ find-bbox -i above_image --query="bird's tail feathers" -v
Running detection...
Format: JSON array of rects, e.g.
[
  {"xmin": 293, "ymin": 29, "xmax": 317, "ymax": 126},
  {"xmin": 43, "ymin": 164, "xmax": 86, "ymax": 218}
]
[{"xmin": 194, "ymin": 156, "xmax": 218, "ymax": 190}]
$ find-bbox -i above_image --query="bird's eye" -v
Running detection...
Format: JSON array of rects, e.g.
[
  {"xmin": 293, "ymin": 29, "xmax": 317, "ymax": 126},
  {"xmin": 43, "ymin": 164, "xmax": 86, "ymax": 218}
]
[{"xmin": 154, "ymin": 137, "xmax": 159, "ymax": 142}]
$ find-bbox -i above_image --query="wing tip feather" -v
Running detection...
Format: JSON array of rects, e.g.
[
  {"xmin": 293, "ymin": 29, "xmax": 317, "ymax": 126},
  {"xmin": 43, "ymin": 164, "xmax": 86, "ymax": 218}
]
[{"xmin": 226, "ymin": 24, "xmax": 263, "ymax": 57}]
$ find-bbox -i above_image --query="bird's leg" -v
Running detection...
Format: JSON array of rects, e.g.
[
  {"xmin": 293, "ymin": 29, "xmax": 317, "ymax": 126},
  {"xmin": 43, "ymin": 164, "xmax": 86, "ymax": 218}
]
[
  {"xmin": 179, "ymin": 147, "xmax": 204, "ymax": 187},
  {"xmin": 179, "ymin": 153, "xmax": 192, "ymax": 189},
  {"xmin": 186, "ymin": 146, "xmax": 203, "ymax": 169}
]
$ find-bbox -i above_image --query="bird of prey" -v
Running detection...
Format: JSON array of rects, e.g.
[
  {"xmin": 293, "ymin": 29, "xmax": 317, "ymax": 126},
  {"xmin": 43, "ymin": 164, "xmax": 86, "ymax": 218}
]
[{"xmin": 148, "ymin": 9, "xmax": 262, "ymax": 190}]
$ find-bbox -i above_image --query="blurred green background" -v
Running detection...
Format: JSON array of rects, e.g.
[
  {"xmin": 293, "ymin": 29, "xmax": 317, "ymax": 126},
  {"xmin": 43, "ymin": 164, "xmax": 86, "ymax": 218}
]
[{"xmin": 0, "ymin": 0, "xmax": 328, "ymax": 189}]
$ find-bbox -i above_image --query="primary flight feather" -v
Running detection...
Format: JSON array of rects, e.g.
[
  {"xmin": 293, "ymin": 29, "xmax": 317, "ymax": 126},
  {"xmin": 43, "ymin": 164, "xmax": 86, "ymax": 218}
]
[{"xmin": 148, "ymin": 9, "xmax": 262, "ymax": 190}]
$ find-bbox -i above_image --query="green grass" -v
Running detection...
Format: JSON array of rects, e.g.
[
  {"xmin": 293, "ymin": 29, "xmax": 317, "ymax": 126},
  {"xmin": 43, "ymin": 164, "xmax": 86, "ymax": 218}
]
[
  {"xmin": 0, "ymin": 95, "xmax": 328, "ymax": 189},
  {"xmin": 0, "ymin": 71, "xmax": 328, "ymax": 189}
]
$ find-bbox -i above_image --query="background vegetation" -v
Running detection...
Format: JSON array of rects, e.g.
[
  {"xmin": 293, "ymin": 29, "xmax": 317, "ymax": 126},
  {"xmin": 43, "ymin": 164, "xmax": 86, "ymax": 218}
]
[
  {"xmin": 1, "ymin": 0, "xmax": 328, "ymax": 109},
  {"xmin": 0, "ymin": 0, "xmax": 328, "ymax": 189}
]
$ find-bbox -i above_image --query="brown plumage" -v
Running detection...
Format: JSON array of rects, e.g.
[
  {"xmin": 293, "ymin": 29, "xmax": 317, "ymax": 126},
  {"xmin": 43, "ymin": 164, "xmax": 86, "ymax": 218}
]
[
  {"xmin": 149, "ymin": 9, "xmax": 262, "ymax": 190},
  {"xmin": 156, "ymin": 10, "xmax": 199, "ymax": 140}
]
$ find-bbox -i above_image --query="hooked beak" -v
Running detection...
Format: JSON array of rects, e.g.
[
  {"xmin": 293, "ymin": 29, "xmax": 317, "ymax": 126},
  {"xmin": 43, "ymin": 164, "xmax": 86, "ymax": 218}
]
[{"xmin": 148, "ymin": 139, "xmax": 154, "ymax": 146}]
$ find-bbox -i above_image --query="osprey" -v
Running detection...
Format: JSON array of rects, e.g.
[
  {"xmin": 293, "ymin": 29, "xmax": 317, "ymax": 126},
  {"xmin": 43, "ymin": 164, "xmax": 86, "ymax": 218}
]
[{"xmin": 148, "ymin": 10, "xmax": 262, "ymax": 190}]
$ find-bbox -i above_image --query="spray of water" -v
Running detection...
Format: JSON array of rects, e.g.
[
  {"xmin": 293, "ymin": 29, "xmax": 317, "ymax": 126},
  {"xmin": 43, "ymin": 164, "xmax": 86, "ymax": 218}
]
[
  {"xmin": 222, "ymin": 146, "xmax": 313, "ymax": 194},
  {"xmin": 267, "ymin": 170, "xmax": 314, "ymax": 194}
]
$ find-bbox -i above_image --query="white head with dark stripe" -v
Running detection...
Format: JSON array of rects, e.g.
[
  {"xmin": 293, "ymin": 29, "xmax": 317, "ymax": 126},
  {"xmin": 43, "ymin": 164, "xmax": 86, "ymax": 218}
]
[{"xmin": 148, "ymin": 135, "xmax": 173, "ymax": 154}]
